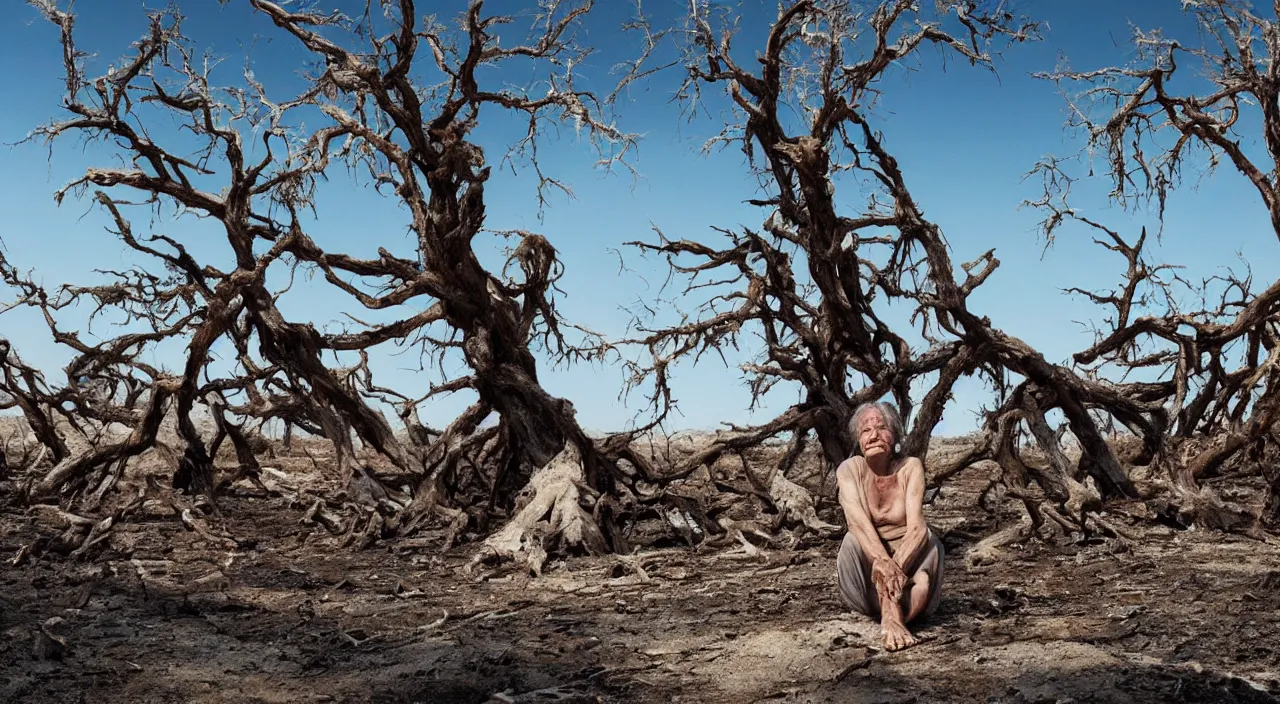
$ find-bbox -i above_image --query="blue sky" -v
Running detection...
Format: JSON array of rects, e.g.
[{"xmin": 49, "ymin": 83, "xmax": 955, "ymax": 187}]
[{"xmin": 1, "ymin": 1, "xmax": 1276, "ymax": 436}]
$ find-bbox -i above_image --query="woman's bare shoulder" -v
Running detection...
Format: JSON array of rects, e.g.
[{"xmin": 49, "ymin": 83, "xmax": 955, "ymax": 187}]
[
  {"xmin": 897, "ymin": 455, "xmax": 925, "ymax": 478},
  {"xmin": 835, "ymin": 455, "xmax": 864, "ymax": 480}
]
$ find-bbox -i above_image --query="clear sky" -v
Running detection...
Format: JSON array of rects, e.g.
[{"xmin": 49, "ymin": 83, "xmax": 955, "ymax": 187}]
[{"xmin": 1, "ymin": 1, "xmax": 1277, "ymax": 436}]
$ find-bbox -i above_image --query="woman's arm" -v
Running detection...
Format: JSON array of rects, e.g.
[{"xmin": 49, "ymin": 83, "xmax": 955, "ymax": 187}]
[
  {"xmin": 836, "ymin": 458, "xmax": 906, "ymax": 596},
  {"xmin": 890, "ymin": 457, "xmax": 930, "ymax": 573}
]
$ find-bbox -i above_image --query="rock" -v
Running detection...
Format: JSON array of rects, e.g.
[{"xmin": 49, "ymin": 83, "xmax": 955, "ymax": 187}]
[{"xmin": 32, "ymin": 619, "xmax": 69, "ymax": 661}]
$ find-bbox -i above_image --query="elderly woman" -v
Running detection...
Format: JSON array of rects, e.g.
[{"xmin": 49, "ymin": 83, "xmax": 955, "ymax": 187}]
[{"xmin": 835, "ymin": 401, "xmax": 944, "ymax": 651}]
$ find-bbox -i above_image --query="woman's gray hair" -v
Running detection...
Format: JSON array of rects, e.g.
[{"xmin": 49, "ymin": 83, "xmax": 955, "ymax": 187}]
[{"xmin": 848, "ymin": 401, "xmax": 905, "ymax": 456}]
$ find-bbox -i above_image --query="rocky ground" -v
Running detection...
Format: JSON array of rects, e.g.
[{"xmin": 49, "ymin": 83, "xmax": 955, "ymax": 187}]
[{"xmin": 2, "ymin": 432, "xmax": 1279, "ymax": 703}]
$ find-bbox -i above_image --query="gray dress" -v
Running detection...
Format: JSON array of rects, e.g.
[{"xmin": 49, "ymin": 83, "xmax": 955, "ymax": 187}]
[{"xmin": 836, "ymin": 528, "xmax": 944, "ymax": 619}]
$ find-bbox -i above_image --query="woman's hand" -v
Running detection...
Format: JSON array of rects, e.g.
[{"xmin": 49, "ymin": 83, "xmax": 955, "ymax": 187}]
[{"xmin": 871, "ymin": 555, "xmax": 907, "ymax": 599}]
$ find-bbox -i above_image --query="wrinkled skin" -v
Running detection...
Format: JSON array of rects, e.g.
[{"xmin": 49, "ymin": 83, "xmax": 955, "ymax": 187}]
[{"xmin": 836, "ymin": 407, "xmax": 933, "ymax": 651}]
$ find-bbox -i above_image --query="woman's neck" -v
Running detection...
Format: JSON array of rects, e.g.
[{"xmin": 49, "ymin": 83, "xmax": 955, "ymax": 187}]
[{"xmin": 864, "ymin": 454, "xmax": 894, "ymax": 476}]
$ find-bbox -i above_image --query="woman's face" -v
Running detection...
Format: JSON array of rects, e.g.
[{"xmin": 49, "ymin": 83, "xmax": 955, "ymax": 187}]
[{"xmin": 857, "ymin": 408, "xmax": 895, "ymax": 459}]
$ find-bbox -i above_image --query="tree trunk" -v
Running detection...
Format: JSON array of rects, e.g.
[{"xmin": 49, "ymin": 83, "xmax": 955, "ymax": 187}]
[
  {"xmin": 1260, "ymin": 460, "xmax": 1280, "ymax": 532},
  {"xmin": 467, "ymin": 442, "xmax": 607, "ymax": 576},
  {"xmin": 458, "ymin": 303, "xmax": 613, "ymax": 505},
  {"xmin": 29, "ymin": 380, "xmax": 177, "ymax": 501},
  {"xmin": 170, "ymin": 300, "xmax": 235, "ymax": 497},
  {"xmin": 211, "ymin": 407, "xmax": 266, "ymax": 492},
  {"xmin": 3, "ymin": 373, "xmax": 69, "ymax": 464},
  {"xmin": 903, "ymin": 347, "xmax": 976, "ymax": 461},
  {"xmin": 172, "ymin": 446, "xmax": 216, "ymax": 498},
  {"xmin": 1166, "ymin": 388, "xmax": 1280, "ymax": 531},
  {"xmin": 811, "ymin": 406, "xmax": 852, "ymax": 471},
  {"xmin": 244, "ymin": 283, "xmax": 414, "ymax": 498}
]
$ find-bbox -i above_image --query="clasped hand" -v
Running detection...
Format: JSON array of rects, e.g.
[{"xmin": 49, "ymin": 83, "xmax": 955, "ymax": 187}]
[{"xmin": 871, "ymin": 556, "xmax": 907, "ymax": 600}]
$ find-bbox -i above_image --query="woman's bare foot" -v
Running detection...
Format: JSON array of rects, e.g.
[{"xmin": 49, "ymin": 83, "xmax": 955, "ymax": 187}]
[{"xmin": 880, "ymin": 619, "xmax": 918, "ymax": 651}]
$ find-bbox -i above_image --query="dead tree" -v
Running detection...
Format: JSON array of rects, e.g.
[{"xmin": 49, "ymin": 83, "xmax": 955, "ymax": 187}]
[
  {"xmin": 246, "ymin": 0, "xmax": 636, "ymax": 500},
  {"xmin": 622, "ymin": 1, "xmax": 1022, "ymax": 472},
  {"xmin": 7, "ymin": 0, "xmax": 678, "ymax": 569},
  {"xmin": 247, "ymin": 0, "xmax": 686, "ymax": 565},
  {"xmin": 628, "ymin": 5, "xmax": 1078, "ymax": 475},
  {"xmin": 15, "ymin": 1, "xmax": 400, "ymax": 507},
  {"xmin": 0, "ymin": 247, "xmax": 192, "ymax": 506},
  {"xmin": 0, "ymin": 334, "xmax": 70, "ymax": 468},
  {"xmin": 1033, "ymin": 0, "xmax": 1280, "ymax": 531},
  {"xmin": 619, "ymin": 1, "xmax": 1180, "ymax": 549}
]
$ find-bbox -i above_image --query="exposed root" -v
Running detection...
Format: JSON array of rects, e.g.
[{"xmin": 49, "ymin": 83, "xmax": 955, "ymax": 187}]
[
  {"xmin": 27, "ymin": 505, "xmax": 94, "ymax": 557},
  {"xmin": 437, "ymin": 505, "xmax": 470, "ymax": 550},
  {"xmin": 1062, "ymin": 475, "xmax": 1103, "ymax": 525},
  {"xmin": 1089, "ymin": 512, "xmax": 1138, "ymax": 543},
  {"xmin": 1148, "ymin": 476, "xmax": 1260, "ymax": 535},
  {"xmin": 257, "ymin": 466, "xmax": 299, "ymax": 500},
  {"xmin": 607, "ymin": 554, "xmax": 652, "ymax": 586},
  {"xmin": 167, "ymin": 490, "xmax": 240, "ymax": 550},
  {"xmin": 300, "ymin": 499, "xmax": 344, "ymax": 535},
  {"xmin": 28, "ymin": 505, "xmax": 97, "ymax": 531},
  {"xmin": 26, "ymin": 504, "xmax": 117, "ymax": 560},
  {"xmin": 394, "ymin": 475, "xmax": 471, "ymax": 546},
  {"xmin": 341, "ymin": 453, "xmax": 406, "ymax": 509},
  {"xmin": 703, "ymin": 517, "xmax": 776, "ymax": 561},
  {"xmin": 769, "ymin": 470, "xmax": 840, "ymax": 536},
  {"xmin": 466, "ymin": 443, "xmax": 606, "ymax": 577},
  {"xmin": 69, "ymin": 515, "xmax": 115, "ymax": 560},
  {"xmin": 966, "ymin": 515, "xmax": 1035, "ymax": 568},
  {"xmin": 342, "ymin": 508, "xmax": 387, "ymax": 549}
]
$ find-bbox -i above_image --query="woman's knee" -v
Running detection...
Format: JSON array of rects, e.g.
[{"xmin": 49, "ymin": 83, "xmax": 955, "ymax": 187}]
[
  {"xmin": 837, "ymin": 534, "xmax": 868, "ymax": 570},
  {"xmin": 921, "ymin": 530, "xmax": 944, "ymax": 571},
  {"xmin": 911, "ymin": 568, "xmax": 931, "ymax": 588}
]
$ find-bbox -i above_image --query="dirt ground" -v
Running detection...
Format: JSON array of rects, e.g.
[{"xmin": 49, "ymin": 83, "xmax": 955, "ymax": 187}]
[{"xmin": 3, "ymin": 443, "xmax": 1280, "ymax": 704}]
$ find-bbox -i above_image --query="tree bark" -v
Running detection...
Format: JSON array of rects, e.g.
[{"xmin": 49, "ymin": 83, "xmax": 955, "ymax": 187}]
[
  {"xmin": 29, "ymin": 378, "xmax": 178, "ymax": 501},
  {"xmin": 1260, "ymin": 455, "xmax": 1280, "ymax": 532}
]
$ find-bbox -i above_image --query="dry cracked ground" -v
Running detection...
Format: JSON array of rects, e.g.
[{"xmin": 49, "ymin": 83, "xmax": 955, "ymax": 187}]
[{"xmin": 3, "ymin": 451, "xmax": 1280, "ymax": 704}]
